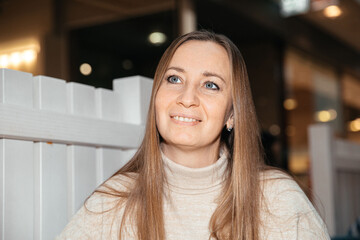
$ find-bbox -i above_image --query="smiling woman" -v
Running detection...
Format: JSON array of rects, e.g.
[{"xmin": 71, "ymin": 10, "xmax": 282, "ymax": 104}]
[
  {"xmin": 155, "ymin": 41, "xmax": 233, "ymax": 168},
  {"xmin": 57, "ymin": 30, "xmax": 330, "ymax": 240}
]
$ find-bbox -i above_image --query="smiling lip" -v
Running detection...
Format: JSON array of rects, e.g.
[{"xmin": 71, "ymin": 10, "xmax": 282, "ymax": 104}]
[{"xmin": 170, "ymin": 113, "xmax": 202, "ymax": 125}]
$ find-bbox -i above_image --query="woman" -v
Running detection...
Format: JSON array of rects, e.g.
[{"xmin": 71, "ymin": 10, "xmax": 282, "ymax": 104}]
[{"xmin": 58, "ymin": 30, "xmax": 330, "ymax": 239}]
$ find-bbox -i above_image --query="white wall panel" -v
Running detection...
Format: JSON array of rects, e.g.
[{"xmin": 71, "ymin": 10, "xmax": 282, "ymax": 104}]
[
  {"xmin": 0, "ymin": 68, "xmax": 33, "ymax": 107},
  {"xmin": 0, "ymin": 139, "xmax": 34, "ymax": 240},
  {"xmin": 309, "ymin": 124, "xmax": 360, "ymax": 236},
  {"xmin": 309, "ymin": 124, "xmax": 336, "ymax": 236}
]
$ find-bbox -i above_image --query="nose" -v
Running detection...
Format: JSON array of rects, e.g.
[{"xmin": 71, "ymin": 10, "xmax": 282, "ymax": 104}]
[{"xmin": 176, "ymin": 84, "xmax": 200, "ymax": 108}]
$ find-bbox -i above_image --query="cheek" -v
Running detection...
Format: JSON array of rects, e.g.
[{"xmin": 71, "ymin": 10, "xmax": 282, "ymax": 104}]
[
  {"xmin": 204, "ymin": 99, "xmax": 229, "ymax": 125},
  {"xmin": 154, "ymin": 88, "xmax": 170, "ymax": 128},
  {"xmin": 154, "ymin": 97, "xmax": 164, "ymax": 128}
]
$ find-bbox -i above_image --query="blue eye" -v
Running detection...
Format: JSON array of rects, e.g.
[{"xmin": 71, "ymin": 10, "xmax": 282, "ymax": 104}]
[
  {"xmin": 167, "ymin": 75, "xmax": 181, "ymax": 84},
  {"xmin": 204, "ymin": 81, "xmax": 219, "ymax": 90}
]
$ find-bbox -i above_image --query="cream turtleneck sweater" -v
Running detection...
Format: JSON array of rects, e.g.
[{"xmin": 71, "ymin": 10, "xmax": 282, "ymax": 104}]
[
  {"xmin": 162, "ymin": 151, "xmax": 228, "ymax": 239},
  {"xmin": 57, "ymin": 152, "xmax": 330, "ymax": 239}
]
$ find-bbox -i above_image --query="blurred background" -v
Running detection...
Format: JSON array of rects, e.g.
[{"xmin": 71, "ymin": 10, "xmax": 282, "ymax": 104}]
[{"xmin": 0, "ymin": 0, "xmax": 359, "ymax": 236}]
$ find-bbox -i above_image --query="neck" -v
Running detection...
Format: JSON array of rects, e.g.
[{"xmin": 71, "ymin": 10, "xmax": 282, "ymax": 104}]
[{"xmin": 160, "ymin": 140, "xmax": 221, "ymax": 168}]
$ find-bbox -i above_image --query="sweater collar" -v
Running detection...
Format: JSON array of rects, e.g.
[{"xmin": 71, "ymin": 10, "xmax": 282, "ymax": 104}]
[{"xmin": 161, "ymin": 148, "xmax": 228, "ymax": 194}]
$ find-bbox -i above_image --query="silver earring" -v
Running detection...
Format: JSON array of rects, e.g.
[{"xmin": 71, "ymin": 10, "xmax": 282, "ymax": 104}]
[{"xmin": 227, "ymin": 126, "xmax": 233, "ymax": 132}]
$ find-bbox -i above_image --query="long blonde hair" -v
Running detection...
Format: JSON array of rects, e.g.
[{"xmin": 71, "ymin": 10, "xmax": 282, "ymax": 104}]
[{"xmin": 96, "ymin": 30, "xmax": 264, "ymax": 240}]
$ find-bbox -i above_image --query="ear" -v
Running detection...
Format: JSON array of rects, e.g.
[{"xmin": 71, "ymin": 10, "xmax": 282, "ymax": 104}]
[{"xmin": 226, "ymin": 112, "xmax": 234, "ymax": 129}]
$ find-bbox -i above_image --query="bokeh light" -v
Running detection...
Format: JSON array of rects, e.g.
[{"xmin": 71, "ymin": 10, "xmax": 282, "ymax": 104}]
[
  {"xmin": 324, "ymin": 5, "xmax": 342, "ymax": 18},
  {"xmin": 80, "ymin": 63, "xmax": 92, "ymax": 76},
  {"xmin": 148, "ymin": 32, "xmax": 167, "ymax": 45},
  {"xmin": 283, "ymin": 98, "xmax": 298, "ymax": 110}
]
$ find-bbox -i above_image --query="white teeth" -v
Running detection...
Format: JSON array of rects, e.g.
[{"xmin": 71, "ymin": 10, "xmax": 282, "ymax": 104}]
[{"xmin": 173, "ymin": 116, "xmax": 198, "ymax": 122}]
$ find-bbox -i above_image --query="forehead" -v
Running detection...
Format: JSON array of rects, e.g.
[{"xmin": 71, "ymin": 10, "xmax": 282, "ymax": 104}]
[{"xmin": 169, "ymin": 40, "xmax": 231, "ymax": 79}]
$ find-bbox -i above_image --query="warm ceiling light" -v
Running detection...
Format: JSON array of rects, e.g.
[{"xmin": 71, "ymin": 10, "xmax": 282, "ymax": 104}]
[
  {"xmin": 0, "ymin": 41, "xmax": 39, "ymax": 68},
  {"xmin": 22, "ymin": 49, "xmax": 36, "ymax": 63},
  {"xmin": 10, "ymin": 52, "xmax": 21, "ymax": 66},
  {"xmin": 323, "ymin": 5, "xmax": 342, "ymax": 18},
  {"xmin": 148, "ymin": 32, "xmax": 167, "ymax": 45},
  {"xmin": 79, "ymin": 63, "xmax": 92, "ymax": 76},
  {"xmin": 0, "ymin": 55, "xmax": 9, "ymax": 68},
  {"xmin": 283, "ymin": 98, "xmax": 298, "ymax": 110}
]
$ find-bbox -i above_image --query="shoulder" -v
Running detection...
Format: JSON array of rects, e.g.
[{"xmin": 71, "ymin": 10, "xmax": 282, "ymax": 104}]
[
  {"xmin": 259, "ymin": 170, "xmax": 330, "ymax": 239},
  {"xmin": 86, "ymin": 172, "xmax": 138, "ymax": 212},
  {"xmin": 99, "ymin": 172, "xmax": 138, "ymax": 194},
  {"xmin": 260, "ymin": 170, "xmax": 303, "ymax": 202},
  {"xmin": 260, "ymin": 169, "xmax": 314, "ymax": 214},
  {"xmin": 56, "ymin": 173, "xmax": 138, "ymax": 239}
]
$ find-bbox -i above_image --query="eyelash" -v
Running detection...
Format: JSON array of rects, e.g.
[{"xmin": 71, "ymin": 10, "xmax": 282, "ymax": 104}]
[{"xmin": 166, "ymin": 75, "xmax": 220, "ymax": 91}]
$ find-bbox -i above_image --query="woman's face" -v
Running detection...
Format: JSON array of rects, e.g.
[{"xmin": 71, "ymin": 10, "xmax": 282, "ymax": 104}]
[{"xmin": 155, "ymin": 40, "xmax": 233, "ymax": 151}]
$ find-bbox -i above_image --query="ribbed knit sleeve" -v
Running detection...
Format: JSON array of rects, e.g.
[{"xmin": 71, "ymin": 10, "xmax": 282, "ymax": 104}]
[{"xmin": 259, "ymin": 171, "xmax": 330, "ymax": 240}]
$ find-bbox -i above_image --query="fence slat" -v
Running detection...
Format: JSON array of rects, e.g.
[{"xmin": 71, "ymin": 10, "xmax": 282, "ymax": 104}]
[
  {"xmin": 34, "ymin": 143, "xmax": 68, "ymax": 240},
  {"xmin": 0, "ymin": 68, "xmax": 35, "ymax": 239},
  {"xmin": 95, "ymin": 88, "xmax": 120, "ymax": 184},
  {"xmin": 33, "ymin": 75, "xmax": 67, "ymax": 112},
  {"xmin": 0, "ymin": 139, "xmax": 34, "ymax": 240},
  {"xmin": 113, "ymin": 75, "xmax": 153, "ymax": 125},
  {"xmin": 33, "ymin": 75, "xmax": 68, "ymax": 240},
  {"xmin": 67, "ymin": 146, "xmax": 97, "ymax": 218},
  {"xmin": 95, "ymin": 87, "xmax": 138, "ymax": 184},
  {"xmin": 67, "ymin": 82, "xmax": 98, "ymax": 219},
  {"xmin": 0, "ymin": 68, "xmax": 33, "ymax": 106},
  {"xmin": 67, "ymin": 82, "xmax": 96, "ymax": 117},
  {"xmin": 95, "ymin": 88, "xmax": 122, "ymax": 121},
  {"xmin": 97, "ymin": 148, "xmax": 136, "ymax": 183}
]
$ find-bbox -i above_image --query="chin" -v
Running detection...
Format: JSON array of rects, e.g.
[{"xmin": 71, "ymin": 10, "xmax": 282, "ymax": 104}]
[{"xmin": 165, "ymin": 135, "xmax": 199, "ymax": 148}]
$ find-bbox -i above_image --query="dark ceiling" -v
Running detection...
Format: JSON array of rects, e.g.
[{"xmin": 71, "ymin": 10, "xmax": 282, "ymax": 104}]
[{"xmin": 66, "ymin": 0, "xmax": 360, "ymax": 89}]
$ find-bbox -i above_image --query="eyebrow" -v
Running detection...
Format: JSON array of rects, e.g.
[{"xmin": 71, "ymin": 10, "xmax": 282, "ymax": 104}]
[
  {"xmin": 166, "ymin": 66, "xmax": 185, "ymax": 73},
  {"xmin": 166, "ymin": 66, "xmax": 226, "ymax": 83},
  {"xmin": 203, "ymin": 71, "xmax": 225, "ymax": 83}
]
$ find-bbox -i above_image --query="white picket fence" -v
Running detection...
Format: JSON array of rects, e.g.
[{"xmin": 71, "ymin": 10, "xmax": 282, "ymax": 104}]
[
  {"xmin": 0, "ymin": 68, "xmax": 153, "ymax": 240},
  {"xmin": 309, "ymin": 124, "xmax": 360, "ymax": 236}
]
